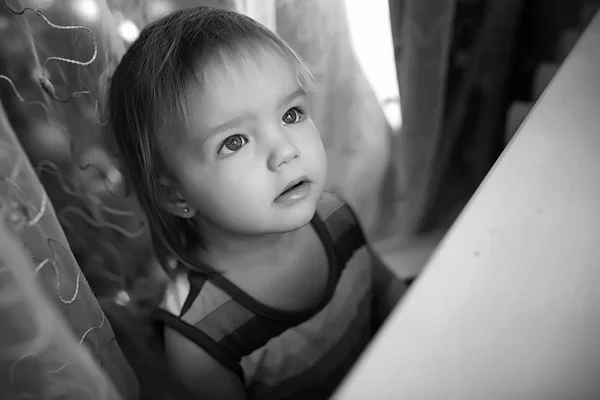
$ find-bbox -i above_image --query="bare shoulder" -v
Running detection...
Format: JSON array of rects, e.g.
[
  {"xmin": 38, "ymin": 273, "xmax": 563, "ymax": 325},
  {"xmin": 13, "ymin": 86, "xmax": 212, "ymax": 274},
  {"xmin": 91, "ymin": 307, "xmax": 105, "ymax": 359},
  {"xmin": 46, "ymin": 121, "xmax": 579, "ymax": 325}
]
[{"xmin": 164, "ymin": 326, "xmax": 246, "ymax": 400}]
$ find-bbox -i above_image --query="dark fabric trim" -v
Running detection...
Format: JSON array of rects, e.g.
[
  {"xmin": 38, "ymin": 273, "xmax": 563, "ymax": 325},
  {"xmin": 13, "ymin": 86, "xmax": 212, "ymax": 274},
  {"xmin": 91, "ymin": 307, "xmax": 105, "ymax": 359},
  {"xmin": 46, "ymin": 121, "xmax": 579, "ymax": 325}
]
[
  {"xmin": 208, "ymin": 211, "xmax": 340, "ymax": 323},
  {"xmin": 180, "ymin": 272, "xmax": 206, "ymax": 316},
  {"xmin": 216, "ymin": 205, "xmax": 368, "ymax": 361},
  {"xmin": 334, "ymin": 218, "xmax": 366, "ymax": 267},
  {"xmin": 324, "ymin": 201, "xmax": 370, "ymax": 260},
  {"xmin": 218, "ymin": 314, "xmax": 298, "ymax": 359},
  {"xmin": 247, "ymin": 292, "xmax": 372, "ymax": 400},
  {"xmin": 152, "ymin": 309, "xmax": 245, "ymax": 382}
]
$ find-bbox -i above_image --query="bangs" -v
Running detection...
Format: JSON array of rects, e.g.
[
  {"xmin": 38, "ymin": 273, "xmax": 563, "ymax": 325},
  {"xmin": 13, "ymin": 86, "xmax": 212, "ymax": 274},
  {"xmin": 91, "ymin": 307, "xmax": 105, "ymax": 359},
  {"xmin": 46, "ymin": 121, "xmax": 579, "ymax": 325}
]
[
  {"xmin": 156, "ymin": 26, "xmax": 319, "ymax": 159},
  {"xmin": 211, "ymin": 33, "xmax": 316, "ymax": 87},
  {"xmin": 188, "ymin": 35, "xmax": 319, "ymax": 108}
]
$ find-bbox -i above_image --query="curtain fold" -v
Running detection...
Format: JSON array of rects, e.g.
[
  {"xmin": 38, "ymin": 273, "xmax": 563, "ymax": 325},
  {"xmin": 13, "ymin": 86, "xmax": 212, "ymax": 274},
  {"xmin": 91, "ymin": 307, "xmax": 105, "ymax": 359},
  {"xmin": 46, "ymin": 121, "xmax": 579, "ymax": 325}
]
[
  {"xmin": 0, "ymin": 1, "xmax": 139, "ymax": 398},
  {"xmin": 418, "ymin": 0, "xmax": 525, "ymax": 232},
  {"xmin": 0, "ymin": 99, "xmax": 134, "ymax": 399},
  {"xmin": 389, "ymin": 0, "xmax": 456, "ymax": 236}
]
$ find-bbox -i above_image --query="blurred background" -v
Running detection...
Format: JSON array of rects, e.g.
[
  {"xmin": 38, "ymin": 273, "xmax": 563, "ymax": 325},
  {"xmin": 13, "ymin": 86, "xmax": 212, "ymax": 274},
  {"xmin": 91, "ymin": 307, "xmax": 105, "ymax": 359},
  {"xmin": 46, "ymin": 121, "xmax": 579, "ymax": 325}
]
[{"xmin": 0, "ymin": 0, "xmax": 598, "ymax": 398}]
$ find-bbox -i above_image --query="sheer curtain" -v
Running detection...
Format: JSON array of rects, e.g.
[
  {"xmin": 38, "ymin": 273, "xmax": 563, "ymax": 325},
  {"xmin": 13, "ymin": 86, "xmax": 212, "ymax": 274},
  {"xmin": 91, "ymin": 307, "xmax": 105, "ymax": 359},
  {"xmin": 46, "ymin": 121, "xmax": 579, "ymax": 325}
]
[
  {"xmin": 0, "ymin": 101, "xmax": 132, "ymax": 400},
  {"xmin": 0, "ymin": 0, "xmax": 137, "ymax": 398},
  {"xmin": 389, "ymin": 0, "xmax": 456, "ymax": 236}
]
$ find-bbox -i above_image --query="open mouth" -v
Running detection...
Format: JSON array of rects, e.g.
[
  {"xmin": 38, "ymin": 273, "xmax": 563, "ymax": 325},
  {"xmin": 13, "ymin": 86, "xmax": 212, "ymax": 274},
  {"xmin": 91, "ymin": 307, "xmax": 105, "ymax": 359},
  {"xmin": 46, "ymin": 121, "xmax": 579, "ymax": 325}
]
[
  {"xmin": 275, "ymin": 176, "xmax": 311, "ymax": 203},
  {"xmin": 280, "ymin": 176, "xmax": 309, "ymax": 194},
  {"xmin": 281, "ymin": 180, "xmax": 305, "ymax": 194}
]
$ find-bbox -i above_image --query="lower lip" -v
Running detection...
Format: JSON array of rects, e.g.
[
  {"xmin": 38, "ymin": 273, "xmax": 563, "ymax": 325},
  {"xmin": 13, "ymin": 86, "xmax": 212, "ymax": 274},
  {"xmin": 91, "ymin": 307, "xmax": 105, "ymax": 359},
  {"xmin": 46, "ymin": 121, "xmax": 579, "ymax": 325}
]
[{"xmin": 274, "ymin": 182, "xmax": 311, "ymax": 204}]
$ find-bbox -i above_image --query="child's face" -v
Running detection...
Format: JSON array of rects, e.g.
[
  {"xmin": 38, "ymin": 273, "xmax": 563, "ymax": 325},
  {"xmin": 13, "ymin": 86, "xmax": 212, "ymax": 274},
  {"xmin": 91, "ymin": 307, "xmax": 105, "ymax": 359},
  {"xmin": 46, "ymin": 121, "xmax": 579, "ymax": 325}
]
[{"xmin": 166, "ymin": 48, "xmax": 327, "ymax": 236}]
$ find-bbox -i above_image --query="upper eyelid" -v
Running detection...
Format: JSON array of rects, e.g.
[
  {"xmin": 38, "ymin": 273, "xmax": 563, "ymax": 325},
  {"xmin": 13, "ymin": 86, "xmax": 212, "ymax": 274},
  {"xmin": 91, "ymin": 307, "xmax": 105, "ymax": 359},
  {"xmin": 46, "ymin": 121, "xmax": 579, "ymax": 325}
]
[
  {"xmin": 285, "ymin": 106, "xmax": 305, "ymax": 116},
  {"xmin": 219, "ymin": 134, "xmax": 247, "ymax": 147},
  {"xmin": 286, "ymin": 107, "xmax": 306, "ymax": 119}
]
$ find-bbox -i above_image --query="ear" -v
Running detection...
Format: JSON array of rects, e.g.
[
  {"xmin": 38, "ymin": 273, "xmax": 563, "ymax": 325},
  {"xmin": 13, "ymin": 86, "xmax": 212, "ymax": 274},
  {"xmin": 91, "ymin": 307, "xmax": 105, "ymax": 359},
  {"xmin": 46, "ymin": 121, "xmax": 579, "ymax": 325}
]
[{"xmin": 158, "ymin": 177, "xmax": 197, "ymax": 219}]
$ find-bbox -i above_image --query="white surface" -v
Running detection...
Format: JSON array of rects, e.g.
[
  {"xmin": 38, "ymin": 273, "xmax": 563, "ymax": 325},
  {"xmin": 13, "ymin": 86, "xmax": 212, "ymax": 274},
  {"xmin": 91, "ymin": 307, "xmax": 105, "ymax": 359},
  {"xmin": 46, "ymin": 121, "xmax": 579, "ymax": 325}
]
[{"xmin": 335, "ymin": 11, "xmax": 600, "ymax": 400}]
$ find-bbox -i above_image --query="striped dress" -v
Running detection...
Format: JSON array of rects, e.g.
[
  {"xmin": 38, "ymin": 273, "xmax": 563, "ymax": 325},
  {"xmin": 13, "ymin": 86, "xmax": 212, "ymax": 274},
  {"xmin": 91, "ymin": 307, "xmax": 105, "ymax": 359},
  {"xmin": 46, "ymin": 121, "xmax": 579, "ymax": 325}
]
[{"xmin": 154, "ymin": 192, "xmax": 374, "ymax": 399}]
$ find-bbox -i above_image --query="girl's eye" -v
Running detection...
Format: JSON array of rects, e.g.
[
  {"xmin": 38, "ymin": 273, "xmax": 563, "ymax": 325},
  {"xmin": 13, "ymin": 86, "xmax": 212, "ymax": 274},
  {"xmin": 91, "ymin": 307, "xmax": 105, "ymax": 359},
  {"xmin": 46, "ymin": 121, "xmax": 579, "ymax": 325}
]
[
  {"xmin": 218, "ymin": 134, "xmax": 247, "ymax": 157},
  {"xmin": 282, "ymin": 107, "xmax": 306, "ymax": 125}
]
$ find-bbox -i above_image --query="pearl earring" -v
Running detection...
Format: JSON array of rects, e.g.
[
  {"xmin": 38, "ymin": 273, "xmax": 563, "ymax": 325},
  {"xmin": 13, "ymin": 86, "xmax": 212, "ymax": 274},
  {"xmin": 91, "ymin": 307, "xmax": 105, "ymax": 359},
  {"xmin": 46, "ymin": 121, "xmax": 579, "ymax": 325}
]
[{"xmin": 183, "ymin": 207, "xmax": 189, "ymax": 214}]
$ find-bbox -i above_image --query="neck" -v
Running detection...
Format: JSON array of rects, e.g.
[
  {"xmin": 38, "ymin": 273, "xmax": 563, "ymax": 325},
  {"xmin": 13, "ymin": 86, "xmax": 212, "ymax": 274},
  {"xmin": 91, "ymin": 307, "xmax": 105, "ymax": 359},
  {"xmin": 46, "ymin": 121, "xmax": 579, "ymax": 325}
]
[{"xmin": 192, "ymin": 220, "xmax": 309, "ymax": 272}]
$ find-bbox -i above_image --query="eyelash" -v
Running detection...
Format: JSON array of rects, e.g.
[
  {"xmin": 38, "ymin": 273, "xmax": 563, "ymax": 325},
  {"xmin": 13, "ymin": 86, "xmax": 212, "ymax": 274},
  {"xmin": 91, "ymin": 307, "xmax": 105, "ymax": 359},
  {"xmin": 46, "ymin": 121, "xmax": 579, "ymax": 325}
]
[
  {"xmin": 216, "ymin": 107, "xmax": 307, "ymax": 157},
  {"xmin": 217, "ymin": 135, "xmax": 248, "ymax": 158},
  {"xmin": 285, "ymin": 106, "xmax": 306, "ymax": 123}
]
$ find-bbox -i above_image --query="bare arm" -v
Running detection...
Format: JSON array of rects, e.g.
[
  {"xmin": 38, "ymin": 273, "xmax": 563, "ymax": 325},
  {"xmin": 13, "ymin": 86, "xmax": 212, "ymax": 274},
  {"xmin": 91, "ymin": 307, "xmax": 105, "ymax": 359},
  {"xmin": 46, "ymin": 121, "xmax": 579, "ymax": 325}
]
[{"xmin": 164, "ymin": 327, "xmax": 246, "ymax": 400}]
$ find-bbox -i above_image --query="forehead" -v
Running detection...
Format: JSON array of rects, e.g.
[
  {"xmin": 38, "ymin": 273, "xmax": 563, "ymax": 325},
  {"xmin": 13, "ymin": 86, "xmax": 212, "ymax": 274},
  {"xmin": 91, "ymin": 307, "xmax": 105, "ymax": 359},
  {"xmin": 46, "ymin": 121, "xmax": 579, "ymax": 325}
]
[{"xmin": 187, "ymin": 47, "xmax": 302, "ymax": 127}]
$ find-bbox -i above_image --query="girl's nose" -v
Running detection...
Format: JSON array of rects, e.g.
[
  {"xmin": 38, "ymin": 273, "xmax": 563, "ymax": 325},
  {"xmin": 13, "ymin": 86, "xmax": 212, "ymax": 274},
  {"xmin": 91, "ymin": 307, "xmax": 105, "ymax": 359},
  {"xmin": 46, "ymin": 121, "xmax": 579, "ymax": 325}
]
[{"xmin": 266, "ymin": 128, "xmax": 300, "ymax": 171}]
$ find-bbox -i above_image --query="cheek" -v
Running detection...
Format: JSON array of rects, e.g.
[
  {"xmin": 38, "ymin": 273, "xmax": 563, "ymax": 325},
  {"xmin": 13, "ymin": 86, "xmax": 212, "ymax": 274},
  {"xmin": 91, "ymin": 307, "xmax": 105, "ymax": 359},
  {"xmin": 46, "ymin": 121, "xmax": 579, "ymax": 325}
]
[
  {"xmin": 191, "ymin": 162, "xmax": 270, "ymax": 205},
  {"xmin": 299, "ymin": 125, "xmax": 327, "ymax": 165},
  {"xmin": 195, "ymin": 167, "xmax": 273, "ymax": 230}
]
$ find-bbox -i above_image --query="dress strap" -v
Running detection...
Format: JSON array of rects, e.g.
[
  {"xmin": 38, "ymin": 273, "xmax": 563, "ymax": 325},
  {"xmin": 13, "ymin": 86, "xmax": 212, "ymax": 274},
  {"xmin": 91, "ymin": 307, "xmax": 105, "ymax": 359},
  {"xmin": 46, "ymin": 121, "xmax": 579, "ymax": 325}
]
[{"xmin": 152, "ymin": 308, "xmax": 245, "ymax": 382}]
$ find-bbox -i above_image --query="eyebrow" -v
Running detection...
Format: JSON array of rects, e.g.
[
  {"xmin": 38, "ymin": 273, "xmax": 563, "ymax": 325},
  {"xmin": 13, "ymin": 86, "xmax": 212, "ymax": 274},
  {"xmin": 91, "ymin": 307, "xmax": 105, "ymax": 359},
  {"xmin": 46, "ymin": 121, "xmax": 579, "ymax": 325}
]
[
  {"xmin": 279, "ymin": 87, "xmax": 307, "ymax": 108},
  {"xmin": 204, "ymin": 87, "xmax": 307, "ymax": 140}
]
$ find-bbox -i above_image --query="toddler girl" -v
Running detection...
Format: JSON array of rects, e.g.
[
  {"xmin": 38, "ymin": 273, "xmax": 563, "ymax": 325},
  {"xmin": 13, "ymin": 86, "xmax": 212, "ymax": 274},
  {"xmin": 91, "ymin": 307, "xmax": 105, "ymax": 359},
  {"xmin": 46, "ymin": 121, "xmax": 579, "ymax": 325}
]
[{"xmin": 108, "ymin": 6, "xmax": 406, "ymax": 399}]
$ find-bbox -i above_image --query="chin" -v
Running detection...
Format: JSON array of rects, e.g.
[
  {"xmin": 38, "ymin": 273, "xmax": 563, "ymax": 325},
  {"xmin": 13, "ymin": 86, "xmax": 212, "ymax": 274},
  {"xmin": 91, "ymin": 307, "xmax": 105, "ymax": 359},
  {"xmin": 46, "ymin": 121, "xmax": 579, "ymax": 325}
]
[{"xmin": 275, "ymin": 201, "xmax": 318, "ymax": 232}]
